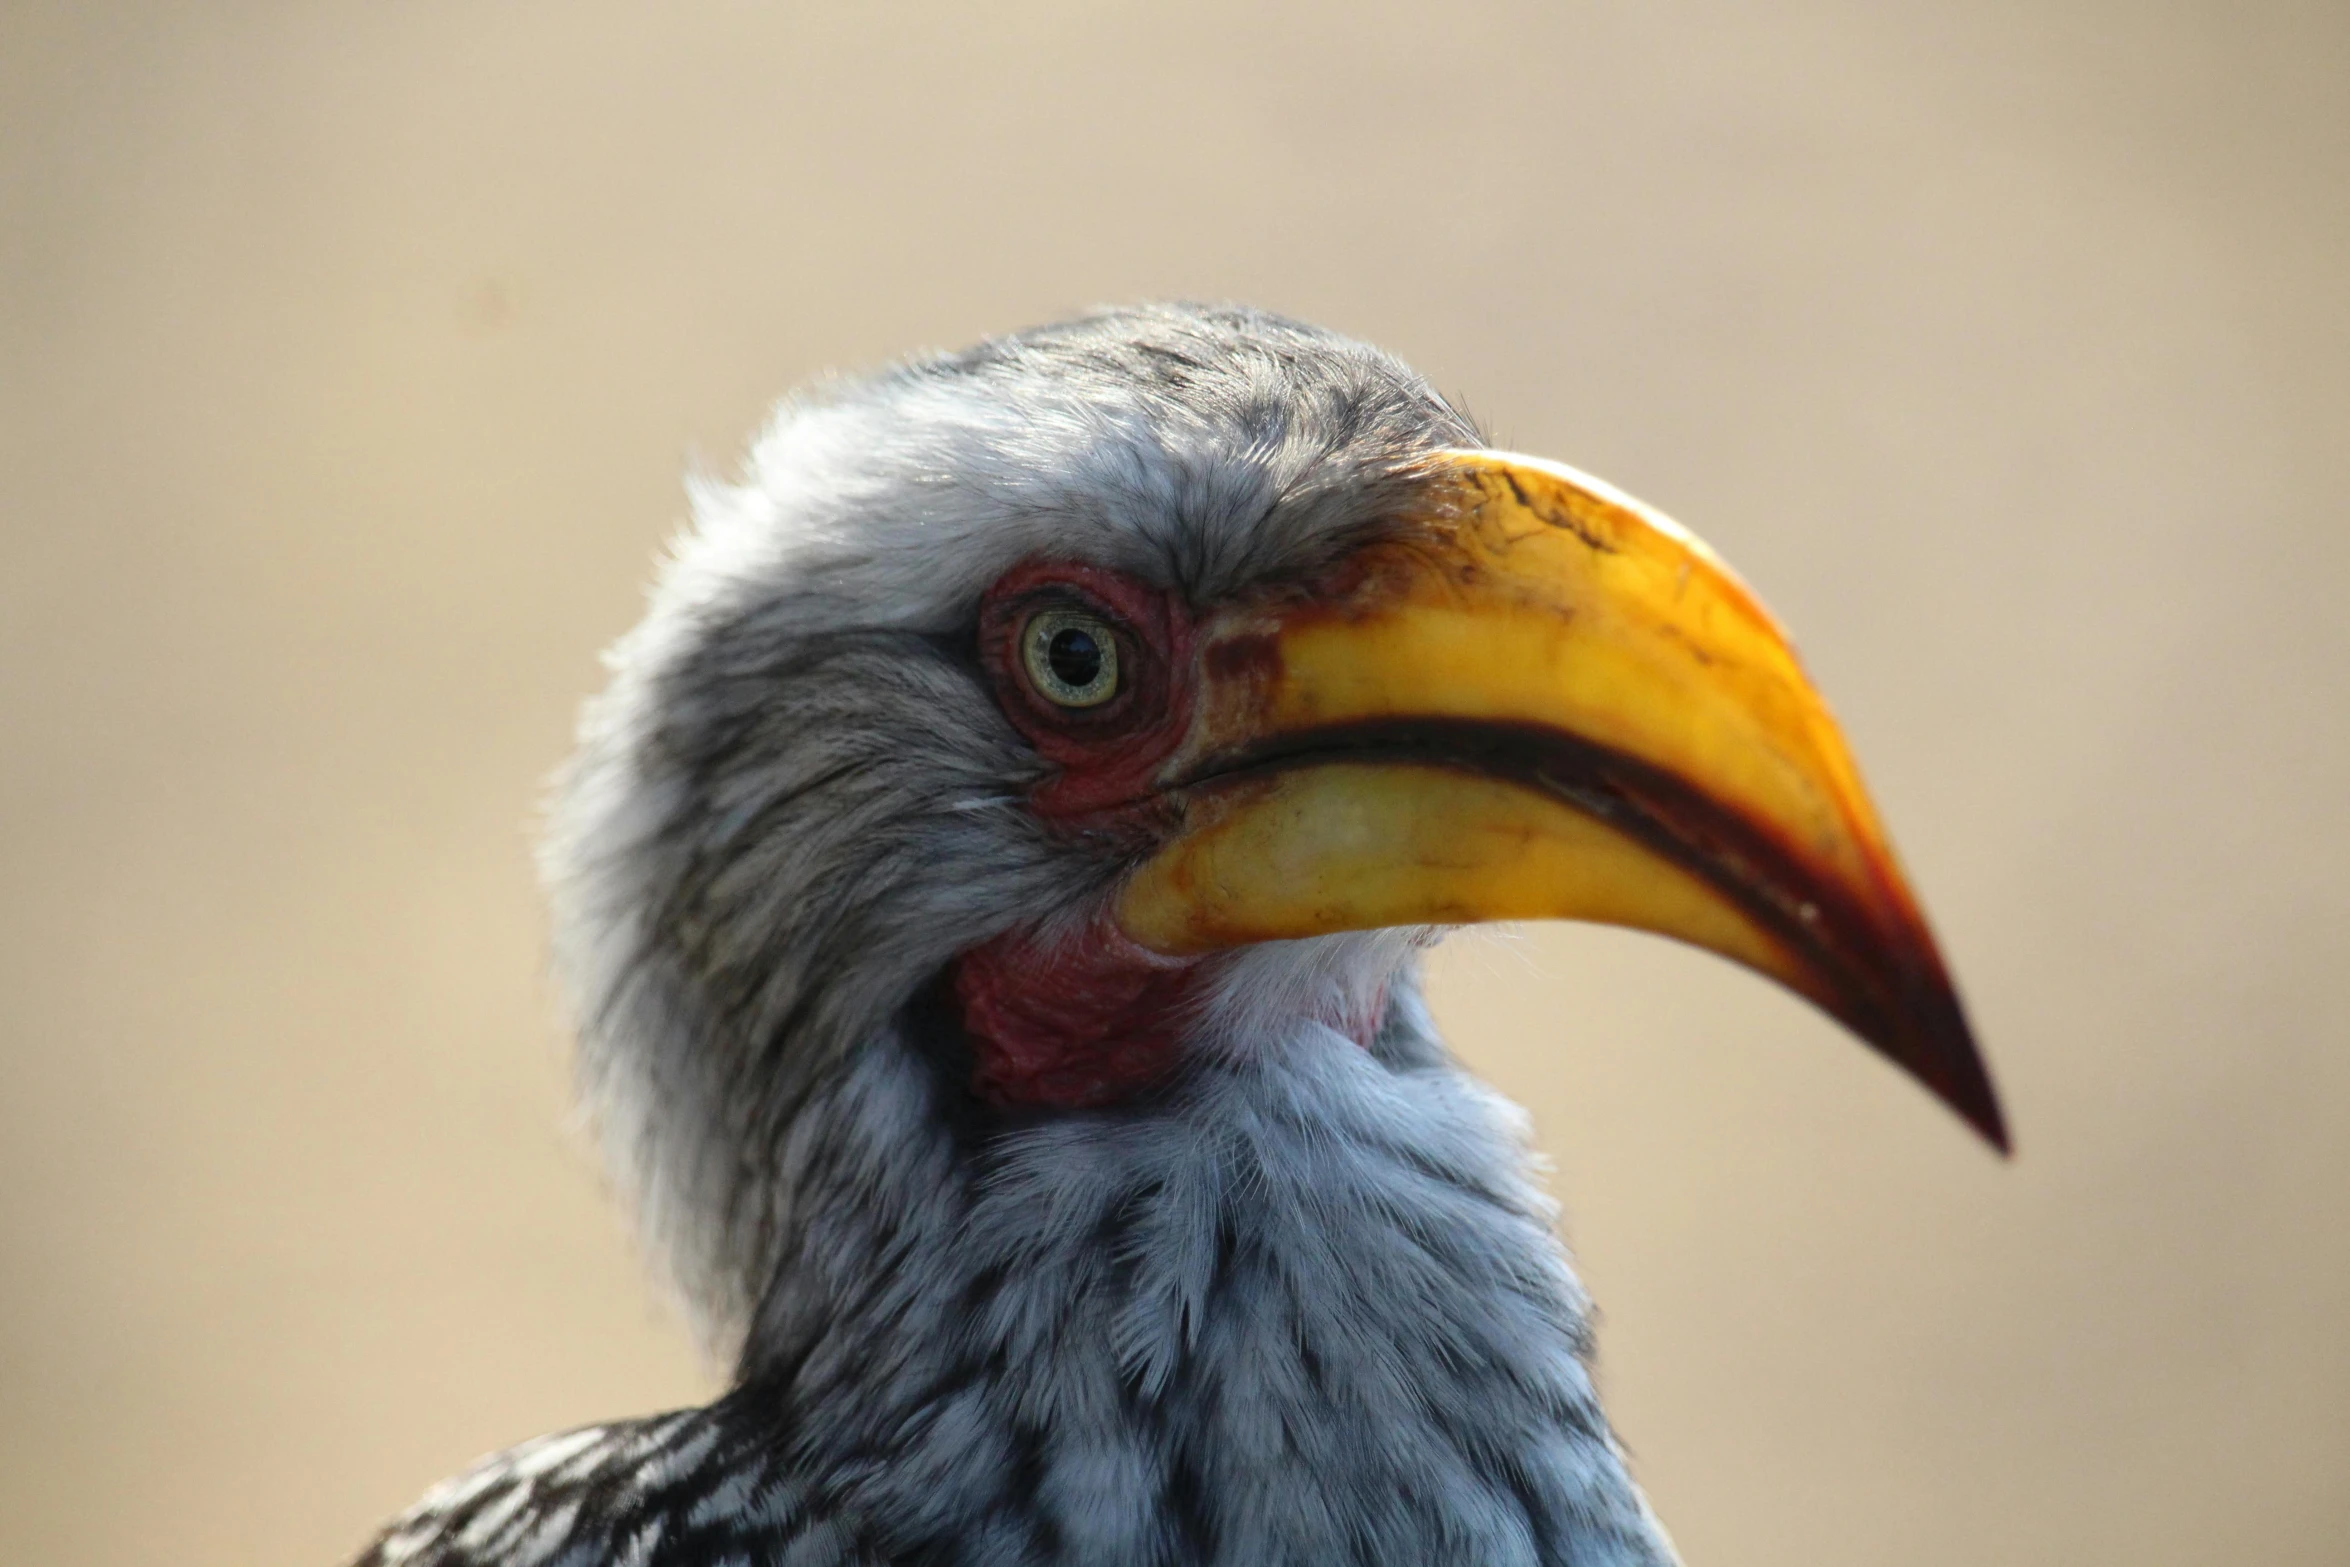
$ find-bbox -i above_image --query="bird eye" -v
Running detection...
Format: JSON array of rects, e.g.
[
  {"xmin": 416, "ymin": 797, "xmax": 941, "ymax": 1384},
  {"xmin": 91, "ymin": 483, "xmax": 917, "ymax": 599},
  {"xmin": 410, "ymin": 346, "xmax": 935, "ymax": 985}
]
[{"xmin": 1020, "ymin": 609, "xmax": 1121, "ymax": 708}]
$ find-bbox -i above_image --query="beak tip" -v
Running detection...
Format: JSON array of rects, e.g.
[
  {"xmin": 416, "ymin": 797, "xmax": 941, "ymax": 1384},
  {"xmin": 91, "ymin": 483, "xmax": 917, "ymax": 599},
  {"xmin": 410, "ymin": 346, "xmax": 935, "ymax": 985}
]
[
  {"xmin": 1834, "ymin": 919, "xmax": 2009, "ymax": 1155},
  {"xmin": 1962, "ymin": 1089, "xmax": 2014, "ymax": 1158},
  {"xmin": 1841, "ymin": 962, "xmax": 2008, "ymax": 1155},
  {"xmin": 1910, "ymin": 1001, "xmax": 2011, "ymax": 1157}
]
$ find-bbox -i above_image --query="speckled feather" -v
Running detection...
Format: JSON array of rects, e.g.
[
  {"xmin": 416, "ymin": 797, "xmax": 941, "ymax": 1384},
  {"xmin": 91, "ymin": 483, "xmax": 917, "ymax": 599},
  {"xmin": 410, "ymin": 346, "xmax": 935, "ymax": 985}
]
[{"xmin": 353, "ymin": 306, "xmax": 1681, "ymax": 1566}]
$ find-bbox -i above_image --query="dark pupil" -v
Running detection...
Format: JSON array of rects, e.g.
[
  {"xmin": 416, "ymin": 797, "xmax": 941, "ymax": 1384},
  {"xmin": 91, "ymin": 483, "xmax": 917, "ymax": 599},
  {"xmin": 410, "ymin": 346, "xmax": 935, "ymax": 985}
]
[{"xmin": 1046, "ymin": 627, "xmax": 1104, "ymax": 690}]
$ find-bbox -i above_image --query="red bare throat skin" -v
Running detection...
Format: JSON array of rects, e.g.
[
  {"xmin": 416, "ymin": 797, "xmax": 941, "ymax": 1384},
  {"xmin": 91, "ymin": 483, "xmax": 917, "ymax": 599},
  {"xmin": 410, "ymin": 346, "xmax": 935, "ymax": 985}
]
[
  {"xmin": 953, "ymin": 922, "xmax": 1213, "ymax": 1110},
  {"xmin": 952, "ymin": 920, "xmax": 1395, "ymax": 1110}
]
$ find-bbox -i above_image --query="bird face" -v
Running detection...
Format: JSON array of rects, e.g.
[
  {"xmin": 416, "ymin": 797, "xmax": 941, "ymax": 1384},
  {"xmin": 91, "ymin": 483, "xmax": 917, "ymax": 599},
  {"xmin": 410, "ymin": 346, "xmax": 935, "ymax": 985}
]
[
  {"xmin": 954, "ymin": 450, "xmax": 2001, "ymax": 1146},
  {"xmin": 545, "ymin": 305, "xmax": 2000, "ymax": 1352}
]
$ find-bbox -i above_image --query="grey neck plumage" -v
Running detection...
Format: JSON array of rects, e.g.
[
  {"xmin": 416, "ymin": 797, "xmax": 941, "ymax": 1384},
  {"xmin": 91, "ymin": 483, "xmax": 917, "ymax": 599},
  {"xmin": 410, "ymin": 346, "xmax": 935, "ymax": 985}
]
[
  {"xmin": 714, "ymin": 970, "xmax": 1681, "ymax": 1567},
  {"xmin": 359, "ymin": 971, "xmax": 1686, "ymax": 1567}
]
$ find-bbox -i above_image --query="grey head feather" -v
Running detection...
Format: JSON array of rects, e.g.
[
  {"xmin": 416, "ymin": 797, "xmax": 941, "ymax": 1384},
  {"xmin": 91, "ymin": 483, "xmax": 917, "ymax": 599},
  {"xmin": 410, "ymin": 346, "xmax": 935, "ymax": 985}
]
[
  {"xmin": 543, "ymin": 303, "xmax": 1483, "ymax": 1353},
  {"xmin": 408, "ymin": 302, "xmax": 1695, "ymax": 1565}
]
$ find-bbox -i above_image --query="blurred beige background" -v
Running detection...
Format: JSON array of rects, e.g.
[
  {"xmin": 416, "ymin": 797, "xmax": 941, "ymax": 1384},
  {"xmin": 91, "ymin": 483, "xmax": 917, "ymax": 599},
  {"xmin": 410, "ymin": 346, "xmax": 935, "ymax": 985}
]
[{"xmin": 4, "ymin": 2, "xmax": 2345, "ymax": 1563}]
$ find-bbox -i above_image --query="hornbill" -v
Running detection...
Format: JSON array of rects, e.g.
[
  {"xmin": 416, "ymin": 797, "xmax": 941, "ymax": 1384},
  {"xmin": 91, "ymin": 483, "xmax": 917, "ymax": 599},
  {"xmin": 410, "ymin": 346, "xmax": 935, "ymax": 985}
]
[{"xmin": 354, "ymin": 304, "xmax": 2003, "ymax": 1567}]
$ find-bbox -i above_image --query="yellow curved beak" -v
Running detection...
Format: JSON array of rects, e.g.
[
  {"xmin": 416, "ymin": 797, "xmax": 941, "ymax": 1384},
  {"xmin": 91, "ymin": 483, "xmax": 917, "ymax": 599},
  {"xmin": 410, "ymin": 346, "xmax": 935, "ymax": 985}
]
[{"xmin": 1116, "ymin": 450, "xmax": 2006, "ymax": 1150}]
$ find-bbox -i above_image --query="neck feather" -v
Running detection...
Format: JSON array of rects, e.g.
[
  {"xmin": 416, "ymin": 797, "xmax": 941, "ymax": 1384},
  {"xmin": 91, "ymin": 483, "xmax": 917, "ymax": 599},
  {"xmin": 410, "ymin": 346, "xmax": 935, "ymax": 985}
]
[{"xmin": 732, "ymin": 974, "xmax": 1681, "ymax": 1566}]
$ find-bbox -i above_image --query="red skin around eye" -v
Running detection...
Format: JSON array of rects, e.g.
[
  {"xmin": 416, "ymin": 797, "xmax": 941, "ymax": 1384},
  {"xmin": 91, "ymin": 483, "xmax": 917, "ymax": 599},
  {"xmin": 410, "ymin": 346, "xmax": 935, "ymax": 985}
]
[
  {"xmin": 959, "ymin": 559, "xmax": 1382, "ymax": 1112},
  {"xmin": 974, "ymin": 561, "xmax": 1196, "ymax": 819},
  {"xmin": 961, "ymin": 562, "xmax": 1208, "ymax": 1109}
]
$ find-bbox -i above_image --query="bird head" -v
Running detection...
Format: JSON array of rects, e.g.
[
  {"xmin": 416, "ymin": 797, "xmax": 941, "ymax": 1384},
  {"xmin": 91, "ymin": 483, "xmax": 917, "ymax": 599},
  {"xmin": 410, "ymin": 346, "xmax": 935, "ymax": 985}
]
[{"xmin": 543, "ymin": 304, "xmax": 2001, "ymax": 1359}]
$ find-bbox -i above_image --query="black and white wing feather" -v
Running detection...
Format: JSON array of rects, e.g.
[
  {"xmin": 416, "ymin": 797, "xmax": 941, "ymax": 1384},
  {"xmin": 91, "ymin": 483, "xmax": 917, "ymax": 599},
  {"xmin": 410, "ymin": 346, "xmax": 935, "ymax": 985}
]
[{"xmin": 353, "ymin": 1402, "xmax": 879, "ymax": 1567}]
